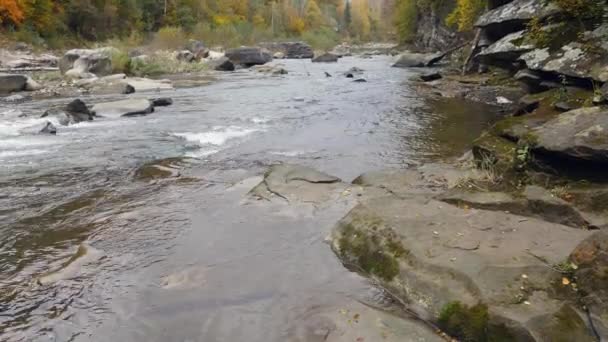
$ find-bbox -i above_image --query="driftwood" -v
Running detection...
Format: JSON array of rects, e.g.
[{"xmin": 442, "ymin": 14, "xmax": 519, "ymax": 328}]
[
  {"xmin": 0, "ymin": 67, "xmax": 59, "ymax": 72},
  {"xmin": 462, "ymin": 28, "xmax": 482, "ymax": 75},
  {"xmin": 426, "ymin": 40, "xmax": 473, "ymax": 67}
]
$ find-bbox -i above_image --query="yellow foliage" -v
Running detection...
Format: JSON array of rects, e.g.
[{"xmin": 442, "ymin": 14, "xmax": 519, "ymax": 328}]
[
  {"xmin": 446, "ymin": 0, "xmax": 485, "ymax": 31},
  {"xmin": 288, "ymin": 14, "xmax": 305, "ymax": 34}
]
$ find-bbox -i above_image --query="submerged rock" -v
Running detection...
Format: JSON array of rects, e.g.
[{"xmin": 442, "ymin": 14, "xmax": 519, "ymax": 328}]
[
  {"xmin": 38, "ymin": 244, "xmax": 104, "ymax": 285},
  {"xmin": 91, "ymin": 99, "xmax": 154, "ymax": 117},
  {"xmin": 249, "ymin": 164, "xmax": 345, "ymax": 204},
  {"xmin": 312, "ymin": 53, "xmax": 339, "ymax": 63},
  {"xmin": 225, "ymin": 47, "xmax": 272, "ymax": 67},
  {"xmin": 392, "ymin": 52, "xmax": 442, "ymax": 68}
]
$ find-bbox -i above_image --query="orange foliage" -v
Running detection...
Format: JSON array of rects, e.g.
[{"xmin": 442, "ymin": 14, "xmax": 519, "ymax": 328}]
[{"xmin": 0, "ymin": 0, "xmax": 23, "ymax": 25}]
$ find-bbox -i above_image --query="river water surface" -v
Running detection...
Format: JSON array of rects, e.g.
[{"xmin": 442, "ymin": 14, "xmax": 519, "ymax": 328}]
[{"xmin": 0, "ymin": 56, "xmax": 500, "ymax": 342}]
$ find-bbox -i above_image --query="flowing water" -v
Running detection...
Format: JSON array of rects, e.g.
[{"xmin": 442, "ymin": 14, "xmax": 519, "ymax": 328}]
[{"xmin": 0, "ymin": 56, "xmax": 501, "ymax": 342}]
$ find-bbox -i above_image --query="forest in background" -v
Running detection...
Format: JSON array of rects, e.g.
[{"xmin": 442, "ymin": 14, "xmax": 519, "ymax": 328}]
[
  {"xmin": 0, "ymin": 0, "xmax": 488, "ymax": 50},
  {"xmin": 0, "ymin": 0, "xmax": 399, "ymax": 49}
]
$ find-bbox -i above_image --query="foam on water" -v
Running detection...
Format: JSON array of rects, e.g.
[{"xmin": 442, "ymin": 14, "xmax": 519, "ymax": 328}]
[{"xmin": 174, "ymin": 127, "xmax": 257, "ymax": 146}]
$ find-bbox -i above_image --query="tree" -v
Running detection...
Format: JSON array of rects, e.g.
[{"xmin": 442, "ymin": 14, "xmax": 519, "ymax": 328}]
[
  {"xmin": 0, "ymin": 0, "xmax": 23, "ymax": 26},
  {"xmin": 343, "ymin": 0, "xmax": 351, "ymax": 31}
]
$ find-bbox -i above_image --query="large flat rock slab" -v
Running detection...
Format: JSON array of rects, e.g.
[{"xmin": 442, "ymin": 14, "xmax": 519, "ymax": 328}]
[{"xmin": 331, "ymin": 195, "xmax": 597, "ymax": 340}]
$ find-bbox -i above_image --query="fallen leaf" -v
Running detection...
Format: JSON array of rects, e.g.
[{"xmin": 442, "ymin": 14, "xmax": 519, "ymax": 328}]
[
  {"xmin": 562, "ymin": 277, "xmax": 570, "ymax": 286},
  {"xmin": 353, "ymin": 313, "xmax": 360, "ymax": 320}
]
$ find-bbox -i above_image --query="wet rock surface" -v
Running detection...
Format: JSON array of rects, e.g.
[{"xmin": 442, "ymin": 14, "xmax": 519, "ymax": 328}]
[
  {"xmin": 0, "ymin": 73, "xmax": 27, "ymax": 93},
  {"xmin": 312, "ymin": 53, "xmax": 339, "ymax": 63},
  {"xmin": 91, "ymin": 99, "xmax": 154, "ymax": 117}
]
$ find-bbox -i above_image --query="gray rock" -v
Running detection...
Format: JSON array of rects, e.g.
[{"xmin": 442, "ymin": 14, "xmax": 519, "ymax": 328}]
[
  {"xmin": 249, "ymin": 164, "xmax": 345, "ymax": 203},
  {"xmin": 176, "ymin": 50, "xmax": 195, "ymax": 63},
  {"xmin": 24, "ymin": 77, "xmax": 42, "ymax": 91},
  {"xmin": 208, "ymin": 56, "xmax": 235, "ymax": 71},
  {"xmin": 225, "ymin": 47, "xmax": 272, "ymax": 67},
  {"xmin": 65, "ymin": 99, "xmax": 94, "ymax": 122},
  {"xmin": 91, "ymin": 99, "xmax": 154, "ymax": 118},
  {"xmin": 392, "ymin": 52, "xmax": 442, "ymax": 68},
  {"xmin": 312, "ymin": 53, "xmax": 339, "ymax": 63},
  {"xmin": 554, "ymin": 101, "xmax": 578, "ymax": 112},
  {"xmin": 532, "ymin": 107, "xmax": 608, "ymax": 163},
  {"xmin": 514, "ymin": 69, "xmax": 550, "ymax": 93},
  {"xmin": 475, "ymin": 0, "xmax": 561, "ymax": 35},
  {"xmin": 151, "ymin": 97, "xmax": 173, "ymax": 107},
  {"xmin": 59, "ymin": 48, "xmax": 114, "ymax": 77},
  {"xmin": 39, "ymin": 121, "xmax": 57, "ymax": 135},
  {"xmin": 519, "ymin": 42, "xmax": 608, "ymax": 83},
  {"xmin": 353, "ymin": 78, "xmax": 367, "ymax": 83},
  {"xmin": 477, "ymin": 30, "xmax": 535, "ymax": 64},
  {"xmin": 330, "ymin": 194, "xmax": 595, "ymax": 341},
  {"xmin": 0, "ymin": 73, "xmax": 27, "ymax": 93},
  {"xmin": 185, "ymin": 40, "xmax": 209, "ymax": 59},
  {"xmin": 260, "ymin": 41, "xmax": 314, "ymax": 59}
]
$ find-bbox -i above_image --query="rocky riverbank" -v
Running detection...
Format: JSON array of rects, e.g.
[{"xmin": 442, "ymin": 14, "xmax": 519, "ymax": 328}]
[{"xmin": 241, "ymin": 1, "xmax": 608, "ymax": 337}]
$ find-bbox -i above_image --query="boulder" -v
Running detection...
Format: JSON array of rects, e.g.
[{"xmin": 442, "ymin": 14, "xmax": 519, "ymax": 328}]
[
  {"xmin": 260, "ymin": 41, "xmax": 314, "ymax": 59},
  {"xmin": 273, "ymin": 52, "xmax": 285, "ymax": 59},
  {"xmin": 91, "ymin": 99, "xmax": 154, "ymax": 118},
  {"xmin": 477, "ymin": 30, "xmax": 535, "ymax": 65},
  {"xmin": 65, "ymin": 99, "xmax": 94, "ymax": 122},
  {"xmin": 208, "ymin": 56, "xmax": 235, "ymax": 71},
  {"xmin": 392, "ymin": 52, "xmax": 442, "ymax": 68},
  {"xmin": 330, "ymin": 194, "xmax": 596, "ymax": 341},
  {"xmin": 0, "ymin": 73, "xmax": 27, "ymax": 93},
  {"xmin": 39, "ymin": 121, "xmax": 57, "ymax": 135},
  {"xmin": 225, "ymin": 47, "xmax": 272, "ymax": 67},
  {"xmin": 420, "ymin": 72, "xmax": 442, "ymax": 82},
  {"xmin": 519, "ymin": 41, "xmax": 608, "ymax": 83},
  {"xmin": 41, "ymin": 99, "xmax": 93, "ymax": 126},
  {"xmin": 151, "ymin": 97, "xmax": 173, "ymax": 107},
  {"xmin": 531, "ymin": 107, "xmax": 608, "ymax": 163},
  {"xmin": 312, "ymin": 53, "xmax": 339, "ymax": 63},
  {"xmin": 176, "ymin": 50, "xmax": 195, "ymax": 63},
  {"xmin": 185, "ymin": 40, "xmax": 209, "ymax": 59},
  {"xmin": 24, "ymin": 77, "xmax": 43, "ymax": 91},
  {"xmin": 475, "ymin": 0, "xmax": 561, "ymax": 39},
  {"xmin": 59, "ymin": 48, "xmax": 114, "ymax": 77}
]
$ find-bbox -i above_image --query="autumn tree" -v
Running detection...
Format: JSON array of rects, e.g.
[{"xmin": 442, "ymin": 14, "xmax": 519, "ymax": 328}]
[{"xmin": 0, "ymin": 0, "xmax": 23, "ymax": 26}]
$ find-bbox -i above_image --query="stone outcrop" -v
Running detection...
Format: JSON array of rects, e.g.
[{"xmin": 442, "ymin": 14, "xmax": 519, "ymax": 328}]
[
  {"xmin": 475, "ymin": 0, "xmax": 561, "ymax": 39},
  {"xmin": 59, "ymin": 48, "xmax": 115, "ymax": 78},
  {"xmin": 331, "ymin": 191, "xmax": 598, "ymax": 341}
]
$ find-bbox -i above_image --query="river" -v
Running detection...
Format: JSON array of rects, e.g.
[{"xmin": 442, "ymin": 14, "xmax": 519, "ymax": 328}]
[{"xmin": 0, "ymin": 56, "xmax": 500, "ymax": 341}]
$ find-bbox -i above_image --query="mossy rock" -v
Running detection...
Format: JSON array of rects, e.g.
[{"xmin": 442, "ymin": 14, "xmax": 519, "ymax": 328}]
[
  {"xmin": 336, "ymin": 214, "xmax": 408, "ymax": 282},
  {"xmin": 438, "ymin": 301, "xmax": 520, "ymax": 342},
  {"xmin": 472, "ymin": 133, "xmax": 517, "ymax": 172}
]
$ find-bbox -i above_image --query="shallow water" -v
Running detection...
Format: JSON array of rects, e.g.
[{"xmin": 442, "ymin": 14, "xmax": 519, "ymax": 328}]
[{"xmin": 0, "ymin": 56, "xmax": 501, "ymax": 342}]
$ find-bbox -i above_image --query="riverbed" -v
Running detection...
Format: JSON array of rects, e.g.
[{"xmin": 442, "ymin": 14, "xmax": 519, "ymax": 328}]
[{"xmin": 0, "ymin": 56, "xmax": 501, "ymax": 341}]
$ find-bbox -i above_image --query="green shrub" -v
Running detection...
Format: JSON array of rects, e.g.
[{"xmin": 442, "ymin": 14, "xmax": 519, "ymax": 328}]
[
  {"xmin": 302, "ymin": 27, "xmax": 340, "ymax": 50},
  {"xmin": 110, "ymin": 50, "xmax": 132, "ymax": 74}
]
